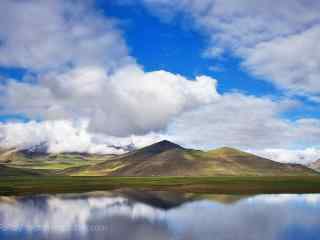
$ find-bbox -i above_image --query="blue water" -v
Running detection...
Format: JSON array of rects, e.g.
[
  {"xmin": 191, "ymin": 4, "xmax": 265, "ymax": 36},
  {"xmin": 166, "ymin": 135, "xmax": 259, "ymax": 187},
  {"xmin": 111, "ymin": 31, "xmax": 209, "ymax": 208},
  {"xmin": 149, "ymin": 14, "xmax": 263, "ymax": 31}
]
[{"xmin": 0, "ymin": 192, "xmax": 319, "ymax": 240}]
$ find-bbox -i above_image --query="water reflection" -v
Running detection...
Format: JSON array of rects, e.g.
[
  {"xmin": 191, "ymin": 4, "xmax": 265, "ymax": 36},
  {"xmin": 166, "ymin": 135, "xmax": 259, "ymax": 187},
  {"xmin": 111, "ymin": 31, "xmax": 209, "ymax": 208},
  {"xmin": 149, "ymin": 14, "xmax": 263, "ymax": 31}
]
[{"xmin": 0, "ymin": 191, "xmax": 319, "ymax": 240}]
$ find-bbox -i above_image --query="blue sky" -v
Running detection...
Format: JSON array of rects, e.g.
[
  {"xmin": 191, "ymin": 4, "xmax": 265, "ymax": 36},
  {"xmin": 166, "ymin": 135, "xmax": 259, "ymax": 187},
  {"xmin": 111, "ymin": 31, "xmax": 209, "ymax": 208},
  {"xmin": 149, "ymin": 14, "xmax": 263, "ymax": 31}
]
[
  {"xmin": 97, "ymin": 1, "xmax": 280, "ymax": 97},
  {"xmin": 0, "ymin": 0, "xmax": 320, "ymax": 162}
]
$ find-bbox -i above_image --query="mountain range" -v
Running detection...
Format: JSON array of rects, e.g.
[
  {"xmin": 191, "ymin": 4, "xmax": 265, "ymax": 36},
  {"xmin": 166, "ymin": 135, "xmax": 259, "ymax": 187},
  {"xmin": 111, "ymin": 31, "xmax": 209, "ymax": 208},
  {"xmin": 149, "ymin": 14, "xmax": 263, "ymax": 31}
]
[{"xmin": 0, "ymin": 140, "xmax": 318, "ymax": 177}]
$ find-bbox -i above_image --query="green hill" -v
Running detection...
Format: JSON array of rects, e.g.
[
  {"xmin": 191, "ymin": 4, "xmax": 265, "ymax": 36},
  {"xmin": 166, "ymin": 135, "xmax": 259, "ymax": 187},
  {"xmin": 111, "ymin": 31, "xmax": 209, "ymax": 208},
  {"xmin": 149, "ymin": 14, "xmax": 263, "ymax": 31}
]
[
  {"xmin": 65, "ymin": 140, "xmax": 317, "ymax": 177},
  {"xmin": 0, "ymin": 148, "xmax": 111, "ymax": 171}
]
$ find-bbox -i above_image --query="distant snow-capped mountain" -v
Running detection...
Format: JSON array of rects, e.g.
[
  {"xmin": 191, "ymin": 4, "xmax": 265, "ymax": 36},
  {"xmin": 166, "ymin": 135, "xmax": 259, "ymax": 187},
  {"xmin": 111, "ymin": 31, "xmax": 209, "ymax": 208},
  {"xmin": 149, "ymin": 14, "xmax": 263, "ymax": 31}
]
[
  {"xmin": 19, "ymin": 142, "xmax": 49, "ymax": 156},
  {"xmin": 308, "ymin": 159, "xmax": 320, "ymax": 172}
]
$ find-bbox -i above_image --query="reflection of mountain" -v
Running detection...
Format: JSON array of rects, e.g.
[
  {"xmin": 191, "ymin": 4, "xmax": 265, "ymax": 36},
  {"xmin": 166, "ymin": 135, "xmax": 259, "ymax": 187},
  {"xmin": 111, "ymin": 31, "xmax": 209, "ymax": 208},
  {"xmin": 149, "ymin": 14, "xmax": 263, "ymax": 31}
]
[
  {"xmin": 114, "ymin": 190, "xmax": 196, "ymax": 209},
  {"xmin": 0, "ymin": 191, "xmax": 250, "ymax": 209},
  {"xmin": 0, "ymin": 192, "xmax": 319, "ymax": 240},
  {"xmin": 197, "ymin": 194, "xmax": 251, "ymax": 204},
  {"xmin": 118, "ymin": 191, "xmax": 250, "ymax": 207}
]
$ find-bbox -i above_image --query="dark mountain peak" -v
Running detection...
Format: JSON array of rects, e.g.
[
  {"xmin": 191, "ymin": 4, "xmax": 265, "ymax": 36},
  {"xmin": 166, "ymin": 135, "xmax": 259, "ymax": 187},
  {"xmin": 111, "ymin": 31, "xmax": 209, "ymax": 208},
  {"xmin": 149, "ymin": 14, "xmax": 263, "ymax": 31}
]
[
  {"xmin": 153, "ymin": 140, "xmax": 183, "ymax": 149},
  {"xmin": 140, "ymin": 140, "xmax": 184, "ymax": 155}
]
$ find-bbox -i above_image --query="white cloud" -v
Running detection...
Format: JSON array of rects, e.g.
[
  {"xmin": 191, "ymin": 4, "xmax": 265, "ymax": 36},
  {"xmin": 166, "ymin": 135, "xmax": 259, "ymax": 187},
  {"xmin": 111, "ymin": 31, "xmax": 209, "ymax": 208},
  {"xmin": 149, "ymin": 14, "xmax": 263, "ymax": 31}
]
[
  {"xmin": 0, "ymin": 120, "xmax": 164, "ymax": 154},
  {"xmin": 0, "ymin": 120, "xmax": 117, "ymax": 154},
  {"xmin": 243, "ymin": 26, "xmax": 320, "ymax": 93},
  {"xmin": 139, "ymin": 0, "xmax": 320, "ymax": 95},
  {"xmin": 202, "ymin": 46, "xmax": 224, "ymax": 58},
  {"xmin": 0, "ymin": 65, "xmax": 219, "ymax": 136},
  {"xmin": 0, "ymin": 0, "xmax": 132, "ymax": 71},
  {"xmin": 250, "ymin": 148, "xmax": 320, "ymax": 164}
]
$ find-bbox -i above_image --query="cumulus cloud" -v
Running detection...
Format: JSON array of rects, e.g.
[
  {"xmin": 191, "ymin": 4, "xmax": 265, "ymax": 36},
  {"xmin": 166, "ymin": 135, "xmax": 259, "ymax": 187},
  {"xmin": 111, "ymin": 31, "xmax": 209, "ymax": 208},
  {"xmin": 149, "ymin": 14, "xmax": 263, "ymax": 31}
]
[
  {"xmin": 250, "ymin": 148, "xmax": 320, "ymax": 164},
  {"xmin": 138, "ymin": 0, "xmax": 320, "ymax": 95},
  {"xmin": 243, "ymin": 26, "xmax": 320, "ymax": 93},
  {"xmin": 0, "ymin": 0, "xmax": 132, "ymax": 71},
  {"xmin": 88, "ymin": 66, "xmax": 219, "ymax": 136},
  {"xmin": 0, "ymin": 65, "xmax": 219, "ymax": 136}
]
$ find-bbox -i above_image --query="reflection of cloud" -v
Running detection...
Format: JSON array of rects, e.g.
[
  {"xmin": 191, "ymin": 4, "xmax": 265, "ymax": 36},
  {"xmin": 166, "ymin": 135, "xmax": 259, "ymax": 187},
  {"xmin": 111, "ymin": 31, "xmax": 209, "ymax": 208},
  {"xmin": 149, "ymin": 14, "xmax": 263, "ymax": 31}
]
[
  {"xmin": 304, "ymin": 195, "xmax": 320, "ymax": 205},
  {"xmin": 248, "ymin": 194, "xmax": 320, "ymax": 205},
  {"xmin": 0, "ymin": 196, "xmax": 166, "ymax": 234},
  {"xmin": 0, "ymin": 193, "xmax": 320, "ymax": 240}
]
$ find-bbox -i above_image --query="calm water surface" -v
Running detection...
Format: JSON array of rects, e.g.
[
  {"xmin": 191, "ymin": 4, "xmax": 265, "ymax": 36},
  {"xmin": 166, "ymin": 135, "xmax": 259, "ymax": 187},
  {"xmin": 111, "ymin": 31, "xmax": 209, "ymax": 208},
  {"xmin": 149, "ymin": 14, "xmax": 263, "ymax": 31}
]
[{"xmin": 0, "ymin": 191, "xmax": 319, "ymax": 240}]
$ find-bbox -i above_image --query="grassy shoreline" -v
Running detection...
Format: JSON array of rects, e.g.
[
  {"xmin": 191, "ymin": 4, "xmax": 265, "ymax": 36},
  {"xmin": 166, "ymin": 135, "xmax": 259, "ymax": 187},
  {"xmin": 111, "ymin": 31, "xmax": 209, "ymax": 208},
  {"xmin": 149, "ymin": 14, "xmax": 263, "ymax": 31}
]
[{"xmin": 1, "ymin": 176, "xmax": 320, "ymax": 196}]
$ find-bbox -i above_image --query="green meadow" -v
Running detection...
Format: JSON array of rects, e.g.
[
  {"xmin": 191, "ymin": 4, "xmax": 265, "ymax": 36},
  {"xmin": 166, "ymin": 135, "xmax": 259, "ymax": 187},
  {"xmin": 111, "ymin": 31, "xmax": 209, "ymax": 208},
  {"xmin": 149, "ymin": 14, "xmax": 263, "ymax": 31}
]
[{"xmin": 1, "ymin": 176, "xmax": 320, "ymax": 196}]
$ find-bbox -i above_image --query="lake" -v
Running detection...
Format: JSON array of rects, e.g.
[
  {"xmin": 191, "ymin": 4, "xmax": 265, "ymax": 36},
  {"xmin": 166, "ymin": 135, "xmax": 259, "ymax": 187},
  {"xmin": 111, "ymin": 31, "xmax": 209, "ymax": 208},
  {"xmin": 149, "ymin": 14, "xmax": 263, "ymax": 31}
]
[{"xmin": 0, "ymin": 191, "xmax": 319, "ymax": 240}]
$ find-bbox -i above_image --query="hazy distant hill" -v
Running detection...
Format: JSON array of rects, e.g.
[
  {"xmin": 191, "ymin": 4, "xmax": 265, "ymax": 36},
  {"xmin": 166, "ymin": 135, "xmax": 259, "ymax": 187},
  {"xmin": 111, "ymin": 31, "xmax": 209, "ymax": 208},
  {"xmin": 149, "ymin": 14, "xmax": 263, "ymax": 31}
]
[
  {"xmin": 64, "ymin": 140, "xmax": 317, "ymax": 177},
  {"xmin": 308, "ymin": 159, "xmax": 320, "ymax": 172},
  {"xmin": 0, "ymin": 147, "xmax": 113, "ymax": 172}
]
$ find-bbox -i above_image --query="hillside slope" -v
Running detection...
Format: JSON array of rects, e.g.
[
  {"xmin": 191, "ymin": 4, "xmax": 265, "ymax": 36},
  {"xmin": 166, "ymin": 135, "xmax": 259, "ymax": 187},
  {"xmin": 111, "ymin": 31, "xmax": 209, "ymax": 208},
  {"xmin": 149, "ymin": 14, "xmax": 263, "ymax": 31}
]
[
  {"xmin": 0, "ymin": 165, "xmax": 42, "ymax": 177},
  {"xmin": 65, "ymin": 141, "xmax": 317, "ymax": 177}
]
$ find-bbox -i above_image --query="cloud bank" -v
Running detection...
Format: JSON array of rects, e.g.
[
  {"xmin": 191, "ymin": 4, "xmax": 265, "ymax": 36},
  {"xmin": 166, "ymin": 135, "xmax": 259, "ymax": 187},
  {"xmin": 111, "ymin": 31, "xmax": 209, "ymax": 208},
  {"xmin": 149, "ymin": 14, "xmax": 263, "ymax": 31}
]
[
  {"xmin": 250, "ymin": 148, "xmax": 320, "ymax": 164},
  {"xmin": 0, "ymin": 120, "xmax": 164, "ymax": 154},
  {"xmin": 1, "ymin": 65, "xmax": 218, "ymax": 136}
]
